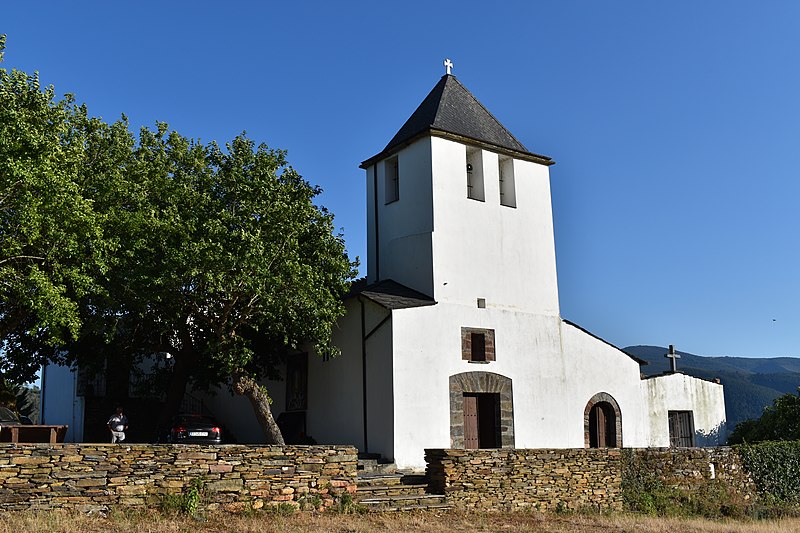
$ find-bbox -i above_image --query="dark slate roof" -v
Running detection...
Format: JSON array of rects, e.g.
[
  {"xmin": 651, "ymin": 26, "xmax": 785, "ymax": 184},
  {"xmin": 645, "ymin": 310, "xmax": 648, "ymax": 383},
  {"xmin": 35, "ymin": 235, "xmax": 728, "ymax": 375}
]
[
  {"xmin": 346, "ymin": 279, "xmax": 436, "ymax": 310},
  {"xmin": 361, "ymin": 75, "xmax": 553, "ymax": 168},
  {"xmin": 561, "ymin": 319, "xmax": 648, "ymax": 366}
]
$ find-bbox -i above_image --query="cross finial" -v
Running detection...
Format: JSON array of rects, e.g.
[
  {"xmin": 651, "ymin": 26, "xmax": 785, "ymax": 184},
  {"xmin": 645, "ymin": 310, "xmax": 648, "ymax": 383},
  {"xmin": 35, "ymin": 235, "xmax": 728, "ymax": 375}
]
[
  {"xmin": 444, "ymin": 58, "xmax": 453, "ymax": 75},
  {"xmin": 665, "ymin": 344, "xmax": 681, "ymax": 373}
]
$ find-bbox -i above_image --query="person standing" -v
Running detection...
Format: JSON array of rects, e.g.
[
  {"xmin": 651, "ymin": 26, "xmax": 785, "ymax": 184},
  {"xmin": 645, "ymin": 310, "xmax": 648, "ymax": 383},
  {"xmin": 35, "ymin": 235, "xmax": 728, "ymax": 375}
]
[{"xmin": 107, "ymin": 406, "xmax": 129, "ymax": 443}]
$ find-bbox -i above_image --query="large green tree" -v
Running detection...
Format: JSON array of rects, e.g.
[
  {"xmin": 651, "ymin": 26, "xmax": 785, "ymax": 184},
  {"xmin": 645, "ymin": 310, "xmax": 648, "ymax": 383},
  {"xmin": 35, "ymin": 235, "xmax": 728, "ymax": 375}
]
[
  {"xmin": 1, "ymin": 37, "xmax": 356, "ymax": 441},
  {"xmin": 101, "ymin": 125, "xmax": 356, "ymax": 440},
  {"xmin": 0, "ymin": 35, "xmax": 130, "ymax": 383}
]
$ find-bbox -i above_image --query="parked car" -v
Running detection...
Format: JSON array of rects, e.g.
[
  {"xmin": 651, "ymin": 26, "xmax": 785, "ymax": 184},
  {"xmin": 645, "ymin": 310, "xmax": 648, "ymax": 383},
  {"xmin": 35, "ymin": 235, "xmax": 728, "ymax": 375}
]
[
  {"xmin": 0, "ymin": 407, "xmax": 31, "ymax": 425},
  {"xmin": 165, "ymin": 414, "xmax": 223, "ymax": 445}
]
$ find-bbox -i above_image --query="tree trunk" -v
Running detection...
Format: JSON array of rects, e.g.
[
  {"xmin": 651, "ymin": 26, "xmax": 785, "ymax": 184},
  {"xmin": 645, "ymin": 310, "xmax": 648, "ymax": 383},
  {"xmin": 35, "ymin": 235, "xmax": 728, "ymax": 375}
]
[{"xmin": 232, "ymin": 372, "xmax": 285, "ymax": 445}]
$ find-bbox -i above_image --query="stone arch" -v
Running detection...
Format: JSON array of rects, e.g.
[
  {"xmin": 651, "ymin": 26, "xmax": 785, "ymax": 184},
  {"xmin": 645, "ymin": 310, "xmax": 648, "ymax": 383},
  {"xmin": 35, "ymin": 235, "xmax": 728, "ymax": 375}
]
[
  {"xmin": 449, "ymin": 372, "xmax": 514, "ymax": 449},
  {"xmin": 584, "ymin": 392, "xmax": 623, "ymax": 448}
]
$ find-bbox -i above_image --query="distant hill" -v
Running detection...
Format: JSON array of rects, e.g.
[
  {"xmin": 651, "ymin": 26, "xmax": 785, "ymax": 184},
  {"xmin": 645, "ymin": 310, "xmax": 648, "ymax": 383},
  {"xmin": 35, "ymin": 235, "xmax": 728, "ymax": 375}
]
[{"xmin": 623, "ymin": 345, "xmax": 800, "ymax": 441}]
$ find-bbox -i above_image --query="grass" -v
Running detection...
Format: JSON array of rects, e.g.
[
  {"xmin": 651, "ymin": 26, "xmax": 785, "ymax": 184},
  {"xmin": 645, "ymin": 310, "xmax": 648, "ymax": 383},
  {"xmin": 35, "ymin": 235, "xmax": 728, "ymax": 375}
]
[{"xmin": 0, "ymin": 510, "xmax": 798, "ymax": 533}]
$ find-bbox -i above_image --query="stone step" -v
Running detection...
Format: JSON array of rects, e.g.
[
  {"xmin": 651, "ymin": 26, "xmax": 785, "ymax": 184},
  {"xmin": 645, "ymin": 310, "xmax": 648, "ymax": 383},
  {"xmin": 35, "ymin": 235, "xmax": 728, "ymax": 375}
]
[
  {"xmin": 355, "ymin": 483, "xmax": 428, "ymax": 498},
  {"xmin": 357, "ymin": 460, "xmax": 397, "ymax": 474},
  {"xmin": 358, "ymin": 494, "xmax": 449, "ymax": 512},
  {"xmin": 356, "ymin": 473, "xmax": 404, "ymax": 488}
]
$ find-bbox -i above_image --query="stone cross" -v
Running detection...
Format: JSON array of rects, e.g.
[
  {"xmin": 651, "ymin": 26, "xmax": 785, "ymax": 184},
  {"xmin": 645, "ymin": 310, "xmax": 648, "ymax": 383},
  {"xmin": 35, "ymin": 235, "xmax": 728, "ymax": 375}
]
[
  {"xmin": 665, "ymin": 344, "xmax": 681, "ymax": 373},
  {"xmin": 444, "ymin": 58, "xmax": 453, "ymax": 75}
]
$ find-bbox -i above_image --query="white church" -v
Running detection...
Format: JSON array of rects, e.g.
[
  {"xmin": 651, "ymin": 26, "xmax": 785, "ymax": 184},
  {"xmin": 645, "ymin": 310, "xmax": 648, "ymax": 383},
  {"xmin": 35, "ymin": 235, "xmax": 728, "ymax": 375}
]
[{"xmin": 42, "ymin": 64, "xmax": 726, "ymax": 469}]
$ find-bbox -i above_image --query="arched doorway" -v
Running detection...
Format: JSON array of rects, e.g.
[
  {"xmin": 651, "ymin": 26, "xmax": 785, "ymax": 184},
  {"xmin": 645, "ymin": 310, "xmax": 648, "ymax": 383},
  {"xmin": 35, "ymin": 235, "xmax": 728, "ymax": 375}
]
[
  {"xmin": 449, "ymin": 372, "xmax": 514, "ymax": 449},
  {"xmin": 584, "ymin": 392, "xmax": 622, "ymax": 448}
]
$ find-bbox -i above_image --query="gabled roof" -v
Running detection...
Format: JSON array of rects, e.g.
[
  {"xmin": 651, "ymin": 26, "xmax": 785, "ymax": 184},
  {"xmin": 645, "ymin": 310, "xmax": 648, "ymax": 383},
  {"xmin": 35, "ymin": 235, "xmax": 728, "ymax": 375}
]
[
  {"xmin": 346, "ymin": 279, "xmax": 436, "ymax": 310},
  {"xmin": 562, "ymin": 319, "xmax": 649, "ymax": 366},
  {"xmin": 361, "ymin": 75, "xmax": 553, "ymax": 168}
]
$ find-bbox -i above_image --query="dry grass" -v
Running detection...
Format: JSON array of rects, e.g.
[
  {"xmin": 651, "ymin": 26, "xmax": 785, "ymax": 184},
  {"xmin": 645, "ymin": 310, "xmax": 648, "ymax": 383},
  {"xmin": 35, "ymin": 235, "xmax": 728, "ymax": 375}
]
[{"xmin": 0, "ymin": 510, "xmax": 798, "ymax": 533}]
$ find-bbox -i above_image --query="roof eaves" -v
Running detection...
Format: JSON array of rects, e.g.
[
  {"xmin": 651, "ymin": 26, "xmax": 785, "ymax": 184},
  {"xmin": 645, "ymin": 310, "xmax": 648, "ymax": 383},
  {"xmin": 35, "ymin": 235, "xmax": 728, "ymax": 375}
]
[
  {"xmin": 562, "ymin": 319, "xmax": 649, "ymax": 366},
  {"xmin": 360, "ymin": 128, "xmax": 555, "ymax": 169}
]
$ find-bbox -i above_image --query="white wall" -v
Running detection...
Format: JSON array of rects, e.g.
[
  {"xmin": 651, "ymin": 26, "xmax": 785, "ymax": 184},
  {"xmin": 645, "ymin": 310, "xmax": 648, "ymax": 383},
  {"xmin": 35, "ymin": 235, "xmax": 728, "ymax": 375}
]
[
  {"xmin": 430, "ymin": 137, "xmax": 560, "ymax": 314},
  {"xmin": 643, "ymin": 373, "xmax": 727, "ymax": 447},
  {"xmin": 298, "ymin": 296, "xmax": 395, "ymax": 459},
  {"xmin": 40, "ymin": 364, "xmax": 84, "ymax": 442},
  {"xmin": 559, "ymin": 322, "xmax": 650, "ymax": 447},
  {"xmin": 388, "ymin": 300, "xmax": 653, "ymax": 469},
  {"xmin": 366, "ymin": 139, "xmax": 435, "ymax": 296}
]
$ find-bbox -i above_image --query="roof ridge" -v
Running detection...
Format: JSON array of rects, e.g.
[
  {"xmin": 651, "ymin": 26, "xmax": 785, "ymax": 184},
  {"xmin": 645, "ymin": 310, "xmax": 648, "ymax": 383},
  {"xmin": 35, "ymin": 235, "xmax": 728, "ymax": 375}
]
[{"xmin": 446, "ymin": 76, "xmax": 529, "ymax": 153}]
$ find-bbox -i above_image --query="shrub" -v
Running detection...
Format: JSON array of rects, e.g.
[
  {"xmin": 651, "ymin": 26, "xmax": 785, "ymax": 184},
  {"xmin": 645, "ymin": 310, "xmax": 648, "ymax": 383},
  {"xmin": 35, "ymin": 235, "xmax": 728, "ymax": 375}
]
[
  {"xmin": 738, "ymin": 441, "xmax": 800, "ymax": 504},
  {"xmin": 158, "ymin": 477, "xmax": 205, "ymax": 516}
]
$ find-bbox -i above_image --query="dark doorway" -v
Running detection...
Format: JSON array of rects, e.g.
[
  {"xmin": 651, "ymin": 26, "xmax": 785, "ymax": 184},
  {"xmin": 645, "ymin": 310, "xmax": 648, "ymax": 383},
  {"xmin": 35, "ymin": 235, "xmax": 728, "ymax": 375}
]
[
  {"xmin": 588, "ymin": 401, "xmax": 617, "ymax": 448},
  {"xmin": 463, "ymin": 393, "xmax": 500, "ymax": 449}
]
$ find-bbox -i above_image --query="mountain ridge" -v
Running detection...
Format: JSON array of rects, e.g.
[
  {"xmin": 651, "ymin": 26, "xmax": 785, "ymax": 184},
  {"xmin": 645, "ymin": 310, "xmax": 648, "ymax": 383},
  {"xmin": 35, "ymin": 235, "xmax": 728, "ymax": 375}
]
[{"xmin": 623, "ymin": 345, "xmax": 800, "ymax": 440}]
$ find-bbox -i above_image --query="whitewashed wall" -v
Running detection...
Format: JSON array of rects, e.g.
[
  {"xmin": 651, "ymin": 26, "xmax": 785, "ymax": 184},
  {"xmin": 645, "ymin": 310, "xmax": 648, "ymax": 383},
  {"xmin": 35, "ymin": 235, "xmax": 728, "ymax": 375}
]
[
  {"xmin": 429, "ymin": 137, "xmax": 560, "ymax": 314},
  {"xmin": 366, "ymin": 139, "xmax": 434, "ymax": 296},
  {"xmin": 642, "ymin": 373, "xmax": 727, "ymax": 447},
  {"xmin": 389, "ymin": 302, "xmax": 653, "ymax": 469}
]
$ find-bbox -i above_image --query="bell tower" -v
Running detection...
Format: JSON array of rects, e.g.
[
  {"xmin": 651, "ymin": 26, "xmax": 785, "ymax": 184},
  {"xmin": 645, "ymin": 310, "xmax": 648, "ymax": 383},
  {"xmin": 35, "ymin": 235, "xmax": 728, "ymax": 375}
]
[{"xmin": 361, "ymin": 63, "xmax": 561, "ymax": 316}]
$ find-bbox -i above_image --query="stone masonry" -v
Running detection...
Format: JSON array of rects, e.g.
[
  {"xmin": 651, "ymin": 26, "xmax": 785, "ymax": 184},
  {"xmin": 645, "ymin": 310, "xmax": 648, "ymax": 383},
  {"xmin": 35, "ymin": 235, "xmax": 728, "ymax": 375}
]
[
  {"xmin": 0, "ymin": 444, "xmax": 357, "ymax": 513},
  {"xmin": 425, "ymin": 447, "xmax": 757, "ymax": 512},
  {"xmin": 426, "ymin": 448, "xmax": 623, "ymax": 512}
]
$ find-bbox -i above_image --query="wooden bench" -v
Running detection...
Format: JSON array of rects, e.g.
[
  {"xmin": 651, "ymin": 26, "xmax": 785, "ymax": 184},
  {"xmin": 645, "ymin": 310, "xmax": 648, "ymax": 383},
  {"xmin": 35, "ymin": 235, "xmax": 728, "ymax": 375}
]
[{"xmin": 0, "ymin": 425, "xmax": 68, "ymax": 444}]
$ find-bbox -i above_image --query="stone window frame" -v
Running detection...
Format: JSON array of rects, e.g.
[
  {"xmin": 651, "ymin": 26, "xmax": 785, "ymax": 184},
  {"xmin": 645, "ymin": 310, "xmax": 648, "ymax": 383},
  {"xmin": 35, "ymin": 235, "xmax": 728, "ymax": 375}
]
[
  {"xmin": 461, "ymin": 327, "xmax": 495, "ymax": 363},
  {"xmin": 449, "ymin": 372, "xmax": 514, "ymax": 449},
  {"xmin": 583, "ymin": 392, "xmax": 623, "ymax": 449}
]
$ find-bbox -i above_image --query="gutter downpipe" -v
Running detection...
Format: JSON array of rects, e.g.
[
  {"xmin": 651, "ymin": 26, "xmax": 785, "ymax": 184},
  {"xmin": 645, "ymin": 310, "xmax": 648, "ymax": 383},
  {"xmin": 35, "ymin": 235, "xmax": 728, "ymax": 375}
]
[{"xmin": 360, "ymin": 298, "xmax": 368, "ymax": 453}]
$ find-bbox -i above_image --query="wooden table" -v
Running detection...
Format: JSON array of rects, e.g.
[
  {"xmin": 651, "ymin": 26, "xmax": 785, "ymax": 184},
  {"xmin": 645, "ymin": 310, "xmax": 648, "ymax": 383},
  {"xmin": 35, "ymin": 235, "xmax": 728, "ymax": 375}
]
[{"xmin": 0, "ymin": 425, "xmax": 68, "ymax": 443}]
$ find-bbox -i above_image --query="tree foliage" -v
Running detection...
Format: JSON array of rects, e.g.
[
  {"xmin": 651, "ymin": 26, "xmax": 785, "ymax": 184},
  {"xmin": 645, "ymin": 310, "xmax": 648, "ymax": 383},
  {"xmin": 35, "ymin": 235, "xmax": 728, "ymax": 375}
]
[
  {"xmin": 728, "ymin": 388, "xmax": 800, "ymax": 444},
  {"xmin": 0, "ymin": 35, "xmax": 130, "ymax": 382},
  {"xmin": 0, "ymin": 36, "xmax": 356, "ymax": 440}
]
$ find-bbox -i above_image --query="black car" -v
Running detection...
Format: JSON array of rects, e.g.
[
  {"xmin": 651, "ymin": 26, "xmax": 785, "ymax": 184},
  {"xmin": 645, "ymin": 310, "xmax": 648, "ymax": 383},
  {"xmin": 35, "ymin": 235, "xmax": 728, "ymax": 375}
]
[
  {"xmin": 165, "ymin": 414, "xmax": 223, "ymax": 445},
  {"xmin": 0, "ymin": 407, "xmax": 32, "ymax": 425}
]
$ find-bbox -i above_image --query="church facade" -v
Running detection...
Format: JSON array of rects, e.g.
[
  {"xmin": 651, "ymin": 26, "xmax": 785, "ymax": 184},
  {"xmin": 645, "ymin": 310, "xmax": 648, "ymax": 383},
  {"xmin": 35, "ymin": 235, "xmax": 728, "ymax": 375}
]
[
  {"xmin": 41, "ymin": 69, "xmax": 726, "ymax": 468},
  {"xmin": 232, "ymin": 69, "xmax": 726, "ymax": 469}
]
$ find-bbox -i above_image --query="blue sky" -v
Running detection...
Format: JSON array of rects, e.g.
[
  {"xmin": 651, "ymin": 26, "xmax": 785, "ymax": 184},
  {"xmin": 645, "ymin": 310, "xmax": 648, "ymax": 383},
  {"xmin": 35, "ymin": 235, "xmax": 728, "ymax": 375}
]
[{"xmin": 4, "ymin": 2, "xmax": 799, "ymax": 358}]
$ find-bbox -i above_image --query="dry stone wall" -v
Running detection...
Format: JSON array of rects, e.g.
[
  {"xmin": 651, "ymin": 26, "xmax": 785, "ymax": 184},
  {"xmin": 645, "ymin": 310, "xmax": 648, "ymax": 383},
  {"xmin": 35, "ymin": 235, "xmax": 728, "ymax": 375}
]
[
  {"xmin": 0, "ymin": 444, "xmax": 357, "ymax": 513},
  {"xmin": 426, "ymin": 447, "xmax": 757, "ymax": 512},
  {"xmin": 426, "ymin": 448, "xmax": 624, "ymax": 511}
]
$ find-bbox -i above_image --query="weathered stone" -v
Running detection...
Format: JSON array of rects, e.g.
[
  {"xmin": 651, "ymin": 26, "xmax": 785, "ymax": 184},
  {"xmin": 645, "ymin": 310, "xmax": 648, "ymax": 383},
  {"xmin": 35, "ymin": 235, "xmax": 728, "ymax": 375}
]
[{"xmin": 206, "ymin": 478, "xmax": 243, "ymax": 492}]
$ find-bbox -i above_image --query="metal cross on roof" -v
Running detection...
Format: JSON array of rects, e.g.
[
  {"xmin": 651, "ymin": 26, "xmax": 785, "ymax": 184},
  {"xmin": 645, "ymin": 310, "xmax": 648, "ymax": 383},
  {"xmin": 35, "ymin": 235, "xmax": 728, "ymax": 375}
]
[
  {"xmin": 444, "ymin": 58, "xmax": 453, "ymax": 75},
  {"xmin": 665, "ymin": 344, "xmax": 681, "ymax": 373}
]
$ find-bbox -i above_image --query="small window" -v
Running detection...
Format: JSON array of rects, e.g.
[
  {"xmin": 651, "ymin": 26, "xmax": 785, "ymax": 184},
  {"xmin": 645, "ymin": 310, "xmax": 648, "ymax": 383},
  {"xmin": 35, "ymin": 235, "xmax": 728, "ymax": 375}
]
[
  {"xmin": 668, "ymin": 410, "xmax": 695, "ymax": 447},
  {"xmin": 471, "ymin": 333, "xmax": 486, "ymax": 361},
  {"xmin": 476, "ymin": 298, "xmax": 486, "ymax": 309},
  {"xmin": 384, "ymin": 156, "xmax": 399, "ymax": 204},
  {"xmin": 461, "ymin": 327, "xmax": 495, "ymax": 362},
  {"xmin": 499, "ymin": 156, "xmax": 516, "ymax": 207},
  {"xmin": 466, "ymin": 148, "xmax": 485, "ymax": 201}
]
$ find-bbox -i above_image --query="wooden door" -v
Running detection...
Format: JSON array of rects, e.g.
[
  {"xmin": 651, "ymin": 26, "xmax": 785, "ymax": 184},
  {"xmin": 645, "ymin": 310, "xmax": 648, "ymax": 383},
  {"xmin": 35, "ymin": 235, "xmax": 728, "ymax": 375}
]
[
  {"xmin": 589, "ymin": 403, "xmax": 614, "ymax": 448},
  {"xmin": 463, "ymin": 394, "xmax": 479, "ymax": 449}
]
